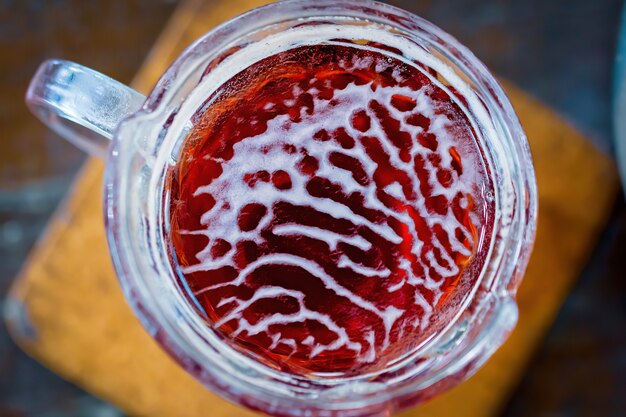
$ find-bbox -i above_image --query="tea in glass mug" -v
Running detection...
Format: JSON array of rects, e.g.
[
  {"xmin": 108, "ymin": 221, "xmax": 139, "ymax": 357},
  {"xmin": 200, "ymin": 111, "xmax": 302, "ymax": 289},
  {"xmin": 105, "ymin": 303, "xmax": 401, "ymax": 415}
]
[{"xmin": 26, "ymin": 1, "xmax": 537, "ymax": 416}]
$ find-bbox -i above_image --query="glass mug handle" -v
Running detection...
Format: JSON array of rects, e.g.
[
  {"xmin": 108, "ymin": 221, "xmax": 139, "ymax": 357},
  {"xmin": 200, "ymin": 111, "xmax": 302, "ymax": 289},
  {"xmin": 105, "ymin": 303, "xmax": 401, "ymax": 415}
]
[{"xmin": 25, "ymin": 59, "xmax": 146, "ymax": 158}]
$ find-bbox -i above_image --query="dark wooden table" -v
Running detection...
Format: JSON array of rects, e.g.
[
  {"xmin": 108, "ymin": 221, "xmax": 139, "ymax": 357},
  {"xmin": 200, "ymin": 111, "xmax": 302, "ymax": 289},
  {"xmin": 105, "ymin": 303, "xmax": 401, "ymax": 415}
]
[
  {"xmin": 1, "ymin": 1, "xmax": 624, "ymax": 416},
  {"xmin": 0, "ymin": 2, "xmax": 178, "ymax": 416}
]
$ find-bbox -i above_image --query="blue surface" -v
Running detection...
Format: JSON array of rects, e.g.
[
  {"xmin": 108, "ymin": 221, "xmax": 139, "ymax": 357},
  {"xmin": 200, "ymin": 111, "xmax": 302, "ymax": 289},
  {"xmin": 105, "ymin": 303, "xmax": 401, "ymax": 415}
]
[{"xmin": 614, "ymin": 3, "xmax": 626, "ymax": 190}]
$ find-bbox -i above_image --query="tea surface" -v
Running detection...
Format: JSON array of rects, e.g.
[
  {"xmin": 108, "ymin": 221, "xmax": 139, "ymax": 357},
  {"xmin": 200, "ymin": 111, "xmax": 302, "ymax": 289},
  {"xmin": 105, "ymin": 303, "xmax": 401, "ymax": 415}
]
[{"xmin": 169, "ymin": 44, "xmax": 494, "ymax": 375}]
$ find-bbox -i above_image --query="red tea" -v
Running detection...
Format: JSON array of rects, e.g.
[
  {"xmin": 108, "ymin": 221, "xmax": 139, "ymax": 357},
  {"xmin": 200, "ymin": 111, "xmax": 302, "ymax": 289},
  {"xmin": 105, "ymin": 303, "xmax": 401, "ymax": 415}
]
[{"xmin": 168, "ymin": 44, "xmax": 494, "ymax": 375}]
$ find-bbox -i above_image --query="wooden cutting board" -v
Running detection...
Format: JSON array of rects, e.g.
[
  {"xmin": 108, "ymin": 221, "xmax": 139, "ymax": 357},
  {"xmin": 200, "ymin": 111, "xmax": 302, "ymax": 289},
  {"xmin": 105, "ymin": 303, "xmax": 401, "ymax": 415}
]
[{"xmin": 5, "ymin": 1, "xmax": 619, "ymax": 416}]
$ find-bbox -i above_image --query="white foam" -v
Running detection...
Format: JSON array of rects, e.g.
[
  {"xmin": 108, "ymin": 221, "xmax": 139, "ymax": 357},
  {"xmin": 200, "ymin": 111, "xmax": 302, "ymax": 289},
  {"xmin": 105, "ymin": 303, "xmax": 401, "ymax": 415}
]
[
  {"xmin": 337, "ymin": 255, "xmax": 391, "ymax": 278},
  {"xmin": 273, "ymin": 224, "xmax": 372, "ymax": 252},
  {"xmin": 215, "ymin": 285, "xmax": 363, "ymax": 358}
]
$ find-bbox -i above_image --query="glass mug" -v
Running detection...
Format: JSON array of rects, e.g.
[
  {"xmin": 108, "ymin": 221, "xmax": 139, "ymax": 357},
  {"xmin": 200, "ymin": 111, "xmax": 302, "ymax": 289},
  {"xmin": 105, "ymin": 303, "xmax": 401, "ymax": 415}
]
[{"xmin": 25, "ymin": 1, "xmax": 537, "ymax": 416}]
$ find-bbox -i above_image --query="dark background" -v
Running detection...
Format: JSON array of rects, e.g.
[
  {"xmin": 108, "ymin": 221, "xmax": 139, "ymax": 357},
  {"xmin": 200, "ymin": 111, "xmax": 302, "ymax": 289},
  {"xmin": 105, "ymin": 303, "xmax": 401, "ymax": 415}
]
[{"xmin": 1, "ymin": 1, "xmax": 625, "ymax": 416}]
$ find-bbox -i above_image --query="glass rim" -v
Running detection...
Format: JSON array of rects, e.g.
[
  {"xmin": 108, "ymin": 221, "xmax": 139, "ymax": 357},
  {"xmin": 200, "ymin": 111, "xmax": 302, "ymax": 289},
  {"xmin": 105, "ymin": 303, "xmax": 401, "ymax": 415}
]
[{"xmin": 103, "ymin": 0, "xmax": 537, "ymax": 415}]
